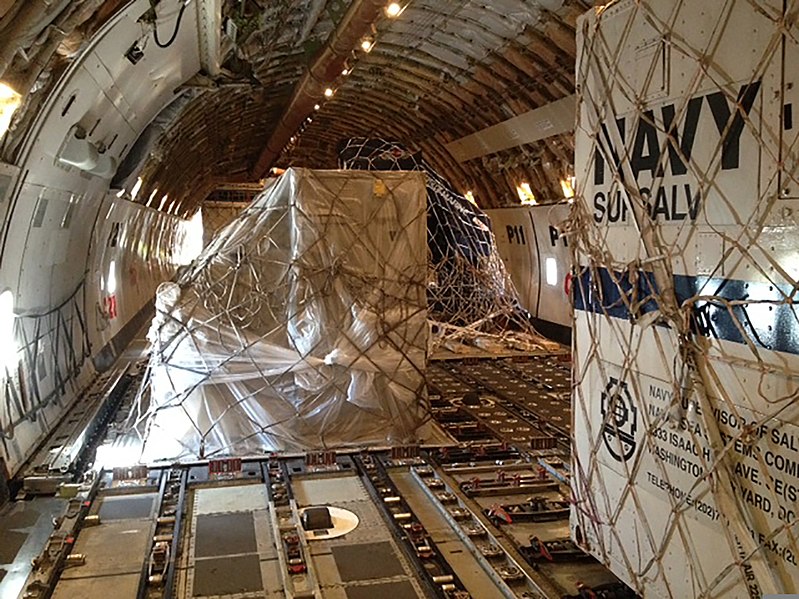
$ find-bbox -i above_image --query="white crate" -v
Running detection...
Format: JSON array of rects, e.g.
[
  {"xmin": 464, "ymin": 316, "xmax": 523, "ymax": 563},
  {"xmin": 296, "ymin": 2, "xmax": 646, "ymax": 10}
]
[{"xmin": 572, "ymin": 2, "xmax": 799, "ymax": 597}]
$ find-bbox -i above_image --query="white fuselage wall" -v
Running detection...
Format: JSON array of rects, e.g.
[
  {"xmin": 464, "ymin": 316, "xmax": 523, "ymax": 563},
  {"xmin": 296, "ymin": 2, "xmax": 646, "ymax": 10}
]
[{"xmin": 0, "ymin": 0, "xmax": 203, "ymax": 474}]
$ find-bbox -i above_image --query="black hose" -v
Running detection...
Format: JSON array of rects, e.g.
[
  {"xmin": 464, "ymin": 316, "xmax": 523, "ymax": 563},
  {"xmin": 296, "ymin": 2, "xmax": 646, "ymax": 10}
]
[{"xmin": 153, "ymin": 1, "xmax": 188, "ymax": 49}]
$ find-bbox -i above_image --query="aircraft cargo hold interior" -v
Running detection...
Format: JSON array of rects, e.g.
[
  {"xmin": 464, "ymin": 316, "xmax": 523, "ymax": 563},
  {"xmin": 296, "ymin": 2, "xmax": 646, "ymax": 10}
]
[{"xmin": 0, "ymin": 1, "xmax": 798, "ymax": 598}]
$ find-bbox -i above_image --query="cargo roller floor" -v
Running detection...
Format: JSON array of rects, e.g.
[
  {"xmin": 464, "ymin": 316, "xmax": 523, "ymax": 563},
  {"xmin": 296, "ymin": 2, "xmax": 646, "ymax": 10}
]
[{"xmin": 390, "ymin": 469, "xmax": 502, "ymax": 598}]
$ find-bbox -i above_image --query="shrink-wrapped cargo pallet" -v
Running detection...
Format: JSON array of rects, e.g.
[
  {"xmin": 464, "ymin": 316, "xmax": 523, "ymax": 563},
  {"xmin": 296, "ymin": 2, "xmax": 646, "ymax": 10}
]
[{"xmin": 140, "ymin": 168, "xmax": 428, "ymax": 458}]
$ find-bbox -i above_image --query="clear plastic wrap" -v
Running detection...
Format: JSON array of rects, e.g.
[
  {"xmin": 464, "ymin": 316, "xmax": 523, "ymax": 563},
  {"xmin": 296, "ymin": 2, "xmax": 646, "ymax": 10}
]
[{"xmin": 140, "ymin": 168, "xmax": 428, "ymax": 459}]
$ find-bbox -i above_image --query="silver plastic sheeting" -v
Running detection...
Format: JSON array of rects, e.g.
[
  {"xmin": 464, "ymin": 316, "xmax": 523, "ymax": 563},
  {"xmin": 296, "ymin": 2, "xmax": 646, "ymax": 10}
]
[{"xmin": 141, "ymin": 168, "xmax": 428, "ymax": 460}]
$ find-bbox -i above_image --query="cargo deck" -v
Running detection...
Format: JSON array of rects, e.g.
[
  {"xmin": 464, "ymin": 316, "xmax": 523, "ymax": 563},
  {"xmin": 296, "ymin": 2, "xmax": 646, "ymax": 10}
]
[{"xmin": 0, "ymin": 329, "xmax": 631, "ymax": 599}]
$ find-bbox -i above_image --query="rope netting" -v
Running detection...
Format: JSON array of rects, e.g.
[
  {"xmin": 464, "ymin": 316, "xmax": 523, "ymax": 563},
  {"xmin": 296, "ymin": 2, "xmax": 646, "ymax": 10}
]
[
  {"xmin": 338, "ymin": 138, "xmax": 557, "ymax": 353},
  {"xmin": 571, "ymin": 1, "xmax": 799, "ymax": 597}
]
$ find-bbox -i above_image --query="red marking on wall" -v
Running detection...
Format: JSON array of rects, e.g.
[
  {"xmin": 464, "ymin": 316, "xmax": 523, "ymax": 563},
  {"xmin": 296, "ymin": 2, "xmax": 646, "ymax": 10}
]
[{"xmin": 105, "ymin": 295, "xmax": 117, "ymax": 319}]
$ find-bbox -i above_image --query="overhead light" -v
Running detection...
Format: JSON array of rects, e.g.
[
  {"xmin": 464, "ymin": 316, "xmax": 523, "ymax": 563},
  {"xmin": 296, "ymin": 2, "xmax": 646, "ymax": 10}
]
[
  {"xmin": 147, "ymin": 188, "xmax": 159, "ymax": 207},
  {"xmin": 159, "ymin": 193, "xmax": 169, "ymax": 211},
  {"xmin": 314, "ymin": 104, "xmax": 320, "ymax": 110},
  {"xmin": 516, "ymin": 182, "xmax": 536, "ymax": 205},
  {"xmin": 131, "ymin": 177, "xmax": 143, "ymax": 201},
  {"xmin": 464, "ymin": 190, "xmax": 477, "ymax": 206},
  {"xmin": 385, "ymin": 2, "xmax": 402, "ymax": 17},
  {"xmin": 360, "ymin": 38, "xmax": 374, "ymax": 52},
  {"xmin": 546, "ymin": 258, "xmax": 558, "ymax": 286},
  {"xmin": 324, "ymin": 87, "xmax": 335, "ymax": 98},
  {"xmin": 107, "ymin": 260, "xmax": 117, "ymax": 294},
  {"xmin": 115, "ymin": 188, "xmax": 126, "ymax": 198},
  {"xmin": 0, "ymin": 81, "xmax": 22, "ymax": 138},
  {"xmin": 342, "ymin": 68, "xmax": 350, "ymax": 76}
]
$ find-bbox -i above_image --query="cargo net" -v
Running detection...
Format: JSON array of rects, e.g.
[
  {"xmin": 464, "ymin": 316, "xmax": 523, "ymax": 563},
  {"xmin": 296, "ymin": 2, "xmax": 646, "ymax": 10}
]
[
  {"xmin": 130, "ymin": 169, "xmax": 431, "ymax": 460},
  {"xmin": 570, "ymin": 3, "xmax": 799, "ymax": 598},
  {"xmin": 338, "ymin": 138, "xmax": 555, "ymax": 353}
]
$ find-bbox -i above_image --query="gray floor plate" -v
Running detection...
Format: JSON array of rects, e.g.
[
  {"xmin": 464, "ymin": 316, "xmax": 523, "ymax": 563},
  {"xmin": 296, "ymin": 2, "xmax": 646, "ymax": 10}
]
[
  {"xmin": 59, "ymin": 519, "xmax": 152, "ymax": 580},
  {"xmin": 192, "ymin": 554, "xmax": 263, "ymax": 596},
  {"xmin": 332, "ymin": 542, "xmax": 405, "ymax": 582},
  {"xmin": 293, "ymin": 476, "xmax": 367, "ymax": 506},
  {"xmin": 193, "ymin": 485, "xmax": 266, "ymax": 515},
  {"xmin": 194, "ymin": 512, "xmax": 257, "ymax": 558},
  {"xmin": 345, "ymin": 581, "xmax": 420, "ymax": 599},
  {"xmin": 0, "ymin": 530, "xmax": 27, "ymax": 565},
  {"xmin": 0, "ymin": 508, "xmax": 39, "ymax": 530},
  {"xmin": 51, "ymin": 572, "xmax": 141, "ymax": 599},
  {"xmin": 97, "ymin": 494, "xmax": 156, "ymax": 520}
]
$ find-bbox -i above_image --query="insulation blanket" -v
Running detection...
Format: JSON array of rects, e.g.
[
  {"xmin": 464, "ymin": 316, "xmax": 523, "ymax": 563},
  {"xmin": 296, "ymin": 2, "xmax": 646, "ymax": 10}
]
[{"xmin": 142, "ymin": 168, "xmax": 428, "ymax": 459}]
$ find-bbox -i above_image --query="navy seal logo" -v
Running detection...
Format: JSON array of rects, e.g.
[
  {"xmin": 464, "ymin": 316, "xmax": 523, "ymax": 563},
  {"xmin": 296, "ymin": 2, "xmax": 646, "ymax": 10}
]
[{"xmin": 601, "ymin": 377, "xmax": 638, "ymax": 462}]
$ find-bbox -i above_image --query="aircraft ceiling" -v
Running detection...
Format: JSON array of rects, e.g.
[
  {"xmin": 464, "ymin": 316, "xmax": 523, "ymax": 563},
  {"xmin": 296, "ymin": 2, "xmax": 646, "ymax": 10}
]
[{"xmin": 0, "ymin": 0, "xmax": 589, "ymax": 213}]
